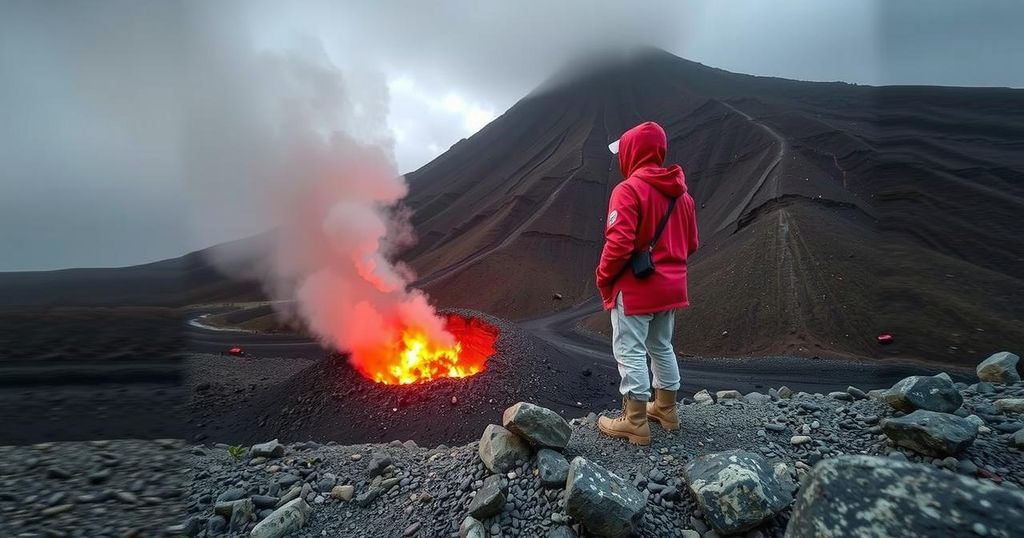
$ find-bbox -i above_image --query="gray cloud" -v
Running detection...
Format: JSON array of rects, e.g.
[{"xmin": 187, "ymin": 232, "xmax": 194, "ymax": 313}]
[{"xmin": 1, "ymin": 0, "xmax": 1021, "ymax": 270}]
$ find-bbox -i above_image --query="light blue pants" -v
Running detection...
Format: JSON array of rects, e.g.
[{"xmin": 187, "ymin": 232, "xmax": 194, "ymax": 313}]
[{"xmin": 610, "ymin": 292, "xmax": 681, "ymax": 401}]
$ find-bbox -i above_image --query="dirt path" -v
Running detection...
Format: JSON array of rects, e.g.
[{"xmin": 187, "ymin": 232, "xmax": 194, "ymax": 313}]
[{"xmin": 716, "ymin": 101, "xmax": 787, "ymax": 234}]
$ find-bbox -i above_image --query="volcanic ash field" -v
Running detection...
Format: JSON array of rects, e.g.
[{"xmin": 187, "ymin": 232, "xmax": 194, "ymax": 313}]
[{"xmin": 185, "ymin": 309, "xmax": 619, "ymax": 447}]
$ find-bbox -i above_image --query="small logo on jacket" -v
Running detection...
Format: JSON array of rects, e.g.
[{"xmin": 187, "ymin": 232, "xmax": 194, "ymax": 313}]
[{"xmin": 607, "ymin": 209, "xmax": 618, "ymax": 227}]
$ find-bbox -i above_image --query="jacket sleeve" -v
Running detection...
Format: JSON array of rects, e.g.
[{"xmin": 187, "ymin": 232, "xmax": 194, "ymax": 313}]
[
  {"xmin": 595, "ymin": 184, "xmax": 640, "ymax": 300},
  {"xmin": 687, "ymin": 193, "xmax": 699, "ymax": 256}
]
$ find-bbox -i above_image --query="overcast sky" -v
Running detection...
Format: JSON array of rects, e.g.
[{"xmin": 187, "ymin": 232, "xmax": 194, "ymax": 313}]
[{"xmin": 2, "ymin": 0, "xmax": 1022, "ymax": 271}]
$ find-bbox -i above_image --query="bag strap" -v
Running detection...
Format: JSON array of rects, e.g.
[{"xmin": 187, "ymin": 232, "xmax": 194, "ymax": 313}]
[{"xmin": 647, "ymin": 197, "xmax": 677, "ymax": 251}]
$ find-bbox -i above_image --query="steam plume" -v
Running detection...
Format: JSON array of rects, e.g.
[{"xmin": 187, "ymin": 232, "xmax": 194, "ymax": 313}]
[{"xmin": 183, "ymin": 30, "xmax": 454, "ymax": 369}]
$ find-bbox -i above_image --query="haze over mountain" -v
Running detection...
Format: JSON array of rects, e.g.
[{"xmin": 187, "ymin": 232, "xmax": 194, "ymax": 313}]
[{"xmin": 3, "ymin": 49, "xmax": 1022, "ymax": 367}]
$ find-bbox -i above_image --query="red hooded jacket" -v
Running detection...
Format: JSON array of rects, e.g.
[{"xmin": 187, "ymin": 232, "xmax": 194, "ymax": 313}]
[{"xmin": 596, "ymin": 121, "xmax": 699, "ymax": 315}]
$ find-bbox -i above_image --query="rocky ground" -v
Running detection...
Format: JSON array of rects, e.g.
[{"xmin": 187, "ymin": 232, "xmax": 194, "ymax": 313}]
[{"xmin": 2, "ymin": 353, "xmax": 1022, "ymax": 537}]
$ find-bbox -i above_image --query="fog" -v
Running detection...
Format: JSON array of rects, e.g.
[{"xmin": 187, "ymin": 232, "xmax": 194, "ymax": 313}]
[{"xmin": 1, "ymin": 0, "xmax": 1022, "ymax": 270}]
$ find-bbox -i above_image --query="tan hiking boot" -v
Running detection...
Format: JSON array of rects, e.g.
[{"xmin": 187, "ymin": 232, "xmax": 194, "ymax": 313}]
[
  {"xmin": 598, "ymin": 398, "xmax": 651, "ymax": 445},
  {"xmin": 646, "ymin": 389, "xmax": 680, "ymax": 431}
]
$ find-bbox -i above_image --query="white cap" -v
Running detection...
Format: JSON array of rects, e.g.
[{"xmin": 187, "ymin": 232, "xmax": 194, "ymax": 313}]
[{"xmin": 607, "ymin": 139, "xmax": 620, "ymax": 154}]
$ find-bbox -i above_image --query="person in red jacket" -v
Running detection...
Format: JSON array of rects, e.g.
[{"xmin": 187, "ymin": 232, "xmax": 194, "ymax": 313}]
[{"xmin": 595, "ymin": 121, "xmax": 699, "ymax": 445}]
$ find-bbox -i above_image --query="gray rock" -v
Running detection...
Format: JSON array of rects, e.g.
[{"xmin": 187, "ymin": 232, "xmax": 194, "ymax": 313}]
[
  {"xmin": 276, "ymin": 486, "xmax": 301, "ymax": 508},
  {"xmin": 537, "ymin": 448, "xmax": 570, "ymax": 488},
  {"xmin": 694, "ymin": 390, "xmax": 714, "ymax": 405},
  {"xmin": 565, "ymin": 456, "xmax": 646, "ymax": 538},
  {"xmin": 354, "ymin": 487, "xmax": 382, "ymax": 507},
  {"xmin": 777, "ymin": 386, "xmax": 793, "ymax": 399},
  {"xmin": 459, "ymin": 516, "xmax": 486, "ymax": 538},
  {"xmin": 957, "ymin": 459, "xmax": 978, "ymax": 476},
  {"xmin": 977, "ymin": 351, "xmax": 1021, "ymax": 384},
  {"xmin": 367, "ymin": 453, "xmax": 392, "ymax": 477},
  {"xmin": 217, "ymin": 487, "xmax": 246, "ymax": 502},
  {"xmin": 716, "ymin": 390, "xmax": 741, "ymax": 401},
  {"xmin": 251, "ymin": 495, "xmax": 279, "ymax": 509},
  {"xmin": 786, "ymin": 455, "xmax": 1024, "ymax": 537},
  {"xmin": 207, "ymin": 515, "xmax": 227, "ymax": 534},
  {"xmin": 881, "ymin": 410, "xmax": 978, "ymax": 457},
  {"xmin": 228, "ymin": 498, "xmax": 254, "ymax": 531},
  {"xmin": 743, "ymin": 392, "xmax": 771, "ymax": 404},
  {"xmin": 846, "ymin": 386, "xmax": 867, "ymax": 399},
  {"xmin": 468, "ymin": 475, "xmax": 506, "ymax": 519},
  {"xmin": 883, "ymin": 374, "xmax": 963, "ymax": 413},
  {"xmin": 330, "ymin": 485, "xmax": 353, "ymax": 501},
  {"xmin": 682, "ymin": 450, "xmax": 791, "ymax": 535},
  {"xmin": 249, "ymin": 439, "xmax": 285, "ymax": 458},
  {"xmin": 1012, "ymin": 429, "xmax": 1024, "ymax": 449},
  {"xmin": 994, "ymin": 399, "xmax": 1024, "ymax": 414},
  {"xmin": 502, "ymin": 402, "xmax": 572, "ymax": 450},
  {"xmin": 250, "ymin": 498, "xmax": 312, "ymax": 538},
  {"xmin": 867, "ymin": 389, "xmax": 888, "ymax": 400},
  {"xmin": 478, "ymin": 424, "xmax": 531, "ymax": 474},
  {"xmin": 828, "ymin": 391, "xmax": 853, "ymax": 401},
  {"xmin": 547, "ymin": 526, "xmax": 578, "ymax": 538}
]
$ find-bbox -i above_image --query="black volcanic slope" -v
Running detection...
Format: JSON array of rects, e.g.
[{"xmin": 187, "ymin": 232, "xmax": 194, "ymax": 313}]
[
  {"xmin": 1, "ymin": 49, "xmax": 1021, "ymax": 367},
  {"xmin": 400, "ymin": 49, "xmax": 1024, "ymax": 367}
]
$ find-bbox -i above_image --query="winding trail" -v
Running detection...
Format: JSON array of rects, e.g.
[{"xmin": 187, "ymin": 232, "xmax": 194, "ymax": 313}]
[{"xmin": 716, "ymin": 101, "xmax": 787, "ymax": 234}]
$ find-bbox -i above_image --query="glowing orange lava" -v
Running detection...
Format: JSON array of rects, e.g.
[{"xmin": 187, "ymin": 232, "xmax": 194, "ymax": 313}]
[{"xmin": 357, "ymin": 315, "xmax": 497, "ymax": 385}]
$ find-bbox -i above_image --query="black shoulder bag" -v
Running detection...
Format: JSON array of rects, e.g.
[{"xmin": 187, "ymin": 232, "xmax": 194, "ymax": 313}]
[{"xmin": 629, "ymin": 197, "xmax": 677, "ymax": 279}]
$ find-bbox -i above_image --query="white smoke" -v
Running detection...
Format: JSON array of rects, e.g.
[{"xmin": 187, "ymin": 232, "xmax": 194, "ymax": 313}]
[{"xmin": 182, "ymin": 13, "xmax": 454, "ymax": 369}]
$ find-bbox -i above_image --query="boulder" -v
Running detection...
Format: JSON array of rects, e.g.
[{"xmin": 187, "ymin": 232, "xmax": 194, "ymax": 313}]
[
  {"xmin": 846, "ymin": 386, "xmax": 867, "ymax": 399},
  {"xmin": 716, "ymin": 390, "xmax": 741, "ymax": 401},
  {"xmin": 458, "ymin": 516, "xmax": 486, "ymax": 538},
  {"xmin": 786, "ymin": 455, "xmax": 1024, "ymax": 537},
  {"xmin": 743, "ymin": 392, "xmax": 772, "ymax": 404},
  {"xmin": 694, "ymin": 389, "xmax": 714, "ymax": 405},
  {"xmin": 249, "ymin": 439, "xmax": 285, "ymax": 458},
  {"xmin": 502, "ymin": 402, "xmax": 572, "ymax": 450},
  {"xmin": 250, "ymin": 498, "xmax": 312, "ymax": 538},
  {"xmin": 565, "ymin": 457, "xmax": 646, "ymax": 538},
  {"xmin": 994, "ymin": 399, "xmax": 1024, "ymax": 414},
  {"xmin": 468, "ymin": 475, "xmax": 505, "ymax": 519},
  {"xmin": 213, "ymin": 499, "xmax": 254, "ymax": 531},
  {"xmin": 976, "ymin": 351, "xmax": 1021, "ymax": 384},
  {"xmin": 537, "ymin": 448, "xmax": 569, "ymax": 488},
  {"xmin": 366, "ymin": 453, "xmax": 392, "ymax": 477},
  {"xmin": 880, "ymin": 410, "xmax": 978, "ymax": 457},
  {"xmin": 478, "ymin": 424, "xmax": 530, "ymax": 474},
  {"xmin": 883, "ymin": 374, "xmax": 963, "ymax": 413},
  {"xmin": 777, "ymin": 386, "xmax": 793, "ymax": 399},
  {"xmin": 683, "ymin": 450, "xmax": 792, "ymax": 535},
  {"xmin": 1012, "ymin": 430, "xmax": 1024, "ymax": 449}
]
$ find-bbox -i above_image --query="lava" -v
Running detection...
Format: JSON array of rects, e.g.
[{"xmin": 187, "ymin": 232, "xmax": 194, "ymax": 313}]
[{"xmin": 356, "ymin": 314, "xmax": 497, "ymax": 385}]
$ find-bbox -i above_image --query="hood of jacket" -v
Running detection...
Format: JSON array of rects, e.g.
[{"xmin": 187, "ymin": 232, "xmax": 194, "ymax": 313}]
[{"xmin": 617, "ymin": 121, "xmax": 687, "ymax": 198}]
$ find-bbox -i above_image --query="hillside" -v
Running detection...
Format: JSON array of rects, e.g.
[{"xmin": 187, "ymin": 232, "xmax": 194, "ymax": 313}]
[
  {"xmin": 2, "ymin": 49, "xmax": 1022, "ymax": 366},
  {"xmin": 400, "ymin": 49, "xmax": 1024, "ymax": 366}
]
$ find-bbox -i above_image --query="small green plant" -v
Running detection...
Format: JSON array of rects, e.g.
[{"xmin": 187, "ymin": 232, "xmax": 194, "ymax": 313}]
[
  {"xmin": 303, "ymin": 457, "xmax": 316, "ymax": 468},
  {"xmin": 226, "ymin": 445, "xmax": 246, "ymax": 460}
]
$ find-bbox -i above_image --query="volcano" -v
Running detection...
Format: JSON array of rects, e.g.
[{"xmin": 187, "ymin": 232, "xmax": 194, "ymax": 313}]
[
  {"xmin": 399, "ymin": 48, "xmax": 1024, "ymax": 367},
  {"xmin": 2, "ymin": 48, "xmax": 1022, "ymax": 369}
]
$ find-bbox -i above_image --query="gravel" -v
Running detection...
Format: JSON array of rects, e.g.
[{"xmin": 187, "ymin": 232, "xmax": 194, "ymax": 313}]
[{"xmin": 2, "ymin": 378, "xmax": 1022, "ymax": 537}]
